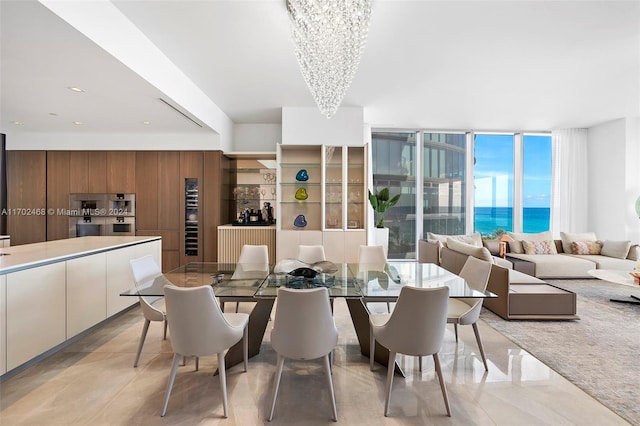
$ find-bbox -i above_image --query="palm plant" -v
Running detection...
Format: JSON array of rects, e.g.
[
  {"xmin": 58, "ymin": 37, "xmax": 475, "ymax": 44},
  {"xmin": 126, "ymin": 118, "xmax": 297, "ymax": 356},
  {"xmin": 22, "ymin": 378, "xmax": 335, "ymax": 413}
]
[{"xmin": 368, "ymin": 188, "xmax": 400, "ymax": 228}]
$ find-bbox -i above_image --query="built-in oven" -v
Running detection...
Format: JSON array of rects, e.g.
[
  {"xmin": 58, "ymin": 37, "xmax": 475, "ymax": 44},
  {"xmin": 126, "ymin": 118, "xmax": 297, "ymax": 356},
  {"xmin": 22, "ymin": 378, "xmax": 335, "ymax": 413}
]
[
  {"xmin": 69, "ymin": 216, "xmax": 106, "ymax": 238},
  {"xmin": 69, "ymin": 193, "xmax": 107, "ymax": 216},
  {"xmin": 106, "ymin": 216, "xmax": 135, "ymax": 236},
  {"xmin": 108, "ymin": 193, "xmax": 135, "ymax": 217}
]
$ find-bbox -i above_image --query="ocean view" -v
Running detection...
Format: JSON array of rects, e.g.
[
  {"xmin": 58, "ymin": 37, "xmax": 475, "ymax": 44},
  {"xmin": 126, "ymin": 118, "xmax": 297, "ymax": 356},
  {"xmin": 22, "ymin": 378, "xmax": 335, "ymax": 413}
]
[{"xmin": 474, "ymin": 207, "xmax": 550, "ymax": 236}]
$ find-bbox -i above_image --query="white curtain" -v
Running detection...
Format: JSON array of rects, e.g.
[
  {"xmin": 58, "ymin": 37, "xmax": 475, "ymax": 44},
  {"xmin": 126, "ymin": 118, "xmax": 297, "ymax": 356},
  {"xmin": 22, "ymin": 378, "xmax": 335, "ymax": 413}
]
[{"xmin": 551, "ymin": 129, "xmax": 588, "ymax": 237}]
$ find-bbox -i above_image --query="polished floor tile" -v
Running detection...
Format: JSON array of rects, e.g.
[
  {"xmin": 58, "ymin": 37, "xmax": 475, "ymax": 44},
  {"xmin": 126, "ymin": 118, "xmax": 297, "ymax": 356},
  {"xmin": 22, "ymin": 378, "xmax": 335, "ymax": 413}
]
[{"xmin": 0, "ymin": 299, "xmax": 630, "ymax": 425}]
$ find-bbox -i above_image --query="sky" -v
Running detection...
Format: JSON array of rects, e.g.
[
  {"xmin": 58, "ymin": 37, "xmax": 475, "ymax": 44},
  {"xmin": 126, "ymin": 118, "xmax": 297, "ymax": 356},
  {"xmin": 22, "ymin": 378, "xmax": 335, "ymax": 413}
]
[{"xmin": 474, "ymin": 134, "xmax": 551, "ymax": 208}]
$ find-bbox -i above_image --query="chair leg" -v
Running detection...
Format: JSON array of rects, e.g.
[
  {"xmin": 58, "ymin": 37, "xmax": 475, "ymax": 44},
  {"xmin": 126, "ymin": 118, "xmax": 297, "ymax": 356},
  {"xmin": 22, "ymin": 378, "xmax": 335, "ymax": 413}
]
[
  {"xmin": 384, "ymin": 351, "xmax": 397, "ymax": 416},
  {"xmin": 454, "ymin": 323, "xmax": 458, "ymax": 342},
  {"xmin": 195, "ymin": 357, "xmax": 199, "ymax": 372},
  {"xmin": 163, "ymin": 318, "xmax": 168, "ymax": 340},
  {"xmin": 220, "ymin": 301, "xmax": 225, "ymax": 312},
  {"xmin": 386, "ymin": 302, "xmax": 391, "ymax": 313},
  {"xmin": 472, "ymin": 322, "xmax": 488, "ymax": 371},
  {"xmin": 369, "ymin": 329, "xmax": 375, "ymax": 371},
  {"xmin": 268, "ymin": 355, "xmax": 285, "ymax": 421},
  {"xmin": 418, "ymin": 356, "xmax": 422, "ymax": 372},
  {"xmin": 218, "ymin": 352, "xmax": 229, "ymax": 418},
  {"xmin": 433, "ymin": 353, "xmax": 451, "ymax": 417},
  {"xmin": 323, "ymin": 354, "xmax": 338, "ymax": 422},
  {"xmin": 243, "ymin": 326, "xmax": 249, "ymax": 372},
  {"xmin": 134, "ymin": 319, "xmax": 151, "ymax": 368},
  {"xmin": 235, "ymin": 302, "xmax": 240, "ymax": 313},
  {"xmin": 161, "ymin": 353, "xmax": 181, "ymax": 417}
]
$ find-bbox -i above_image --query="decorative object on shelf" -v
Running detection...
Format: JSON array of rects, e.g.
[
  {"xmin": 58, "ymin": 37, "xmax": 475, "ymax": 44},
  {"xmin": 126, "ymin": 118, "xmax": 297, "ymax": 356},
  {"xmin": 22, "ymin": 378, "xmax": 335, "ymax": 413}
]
[
  {"xmin": 498, "ymin": 234, "xmax": 514, "ymax": 258},
  {"xmin": 286, "ymin": 0, "xmax": 372, "ymax": 119},
  {"xmin": 368, "ymin": 187, "xmax": 401, "ymax": 228},
  {"xmin": 295, "ymin": 169, "xmax": 309, "ymax": 181},
  {"xmin": 264, "ymin": 202, "xmax": 274, "ymax": 225},
  {"xmin": 294, "ymin": 214, "xmax": 307, "ymax": 228},
  {"xmin": 294, "ymin": 187, "xmax": 308, "ymax": 200}
]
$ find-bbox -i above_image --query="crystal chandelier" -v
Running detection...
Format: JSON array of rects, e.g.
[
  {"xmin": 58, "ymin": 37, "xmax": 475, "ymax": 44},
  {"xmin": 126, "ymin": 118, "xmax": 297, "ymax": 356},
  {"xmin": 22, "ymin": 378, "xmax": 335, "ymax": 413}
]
[{"xmin": 287, "ymin": 0, "xmax": 372, "ymax": 119}]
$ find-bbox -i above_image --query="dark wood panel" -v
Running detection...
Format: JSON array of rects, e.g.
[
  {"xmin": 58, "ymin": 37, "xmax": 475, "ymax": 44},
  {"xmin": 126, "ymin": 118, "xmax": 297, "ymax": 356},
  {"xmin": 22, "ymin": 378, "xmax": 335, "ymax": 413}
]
[
  {"xmin": 6, "ymin": 151, "xmax": 47, "ymax": 245},
  {"xmin": 88, "ymin": 151, "xmax": 107, "ymax": 193},
  {"xmin": 69, "ymin": 151, "xmax": 89, "ymax": 193},
  {"xmin": 202, "ymin": 151, "xmax": 226, "ymax": 262},
  {"xmin": 157, "ymin": 152, "xmax": 180, "ymax": 231},
  {"xmin": 107, "ymin": 151, "xmax": 136, "ymax": 193},
  {"xmin": 46, "ymin": 151, "xmax": 70, "ymax": 241},
  {"xmin": 162, "ymin": 250, "xmax": 180, "ymax": 273},
  {"xmin": 180, "ymin": 152, "xmax": 203, "ymax": 265},
  {"xmin": 135, "ymin": 152, "xmax": 159, "ymax": 230},
  {"xmin": 136, "ymin": 229, "xmax": 179, "ymax": 250}
]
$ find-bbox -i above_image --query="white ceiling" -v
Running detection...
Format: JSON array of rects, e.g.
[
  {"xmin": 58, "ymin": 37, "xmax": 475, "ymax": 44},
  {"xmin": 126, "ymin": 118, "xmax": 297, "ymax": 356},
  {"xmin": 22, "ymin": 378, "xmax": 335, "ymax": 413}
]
[{"xmin": 1, "ymin": 0, "xmax": 639, "ymax": 135}]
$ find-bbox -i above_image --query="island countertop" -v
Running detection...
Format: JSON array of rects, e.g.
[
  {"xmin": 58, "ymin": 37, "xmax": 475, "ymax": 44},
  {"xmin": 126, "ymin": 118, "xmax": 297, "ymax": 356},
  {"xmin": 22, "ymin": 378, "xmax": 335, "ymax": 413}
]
[{"xmin": 0, "ymin": 236, "xmax": 161, "ymax": 275}]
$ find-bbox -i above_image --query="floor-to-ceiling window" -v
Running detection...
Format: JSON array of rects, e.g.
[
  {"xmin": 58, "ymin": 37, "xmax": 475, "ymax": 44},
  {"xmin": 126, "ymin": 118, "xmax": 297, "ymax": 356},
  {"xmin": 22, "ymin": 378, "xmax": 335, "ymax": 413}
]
[
  {"xmin": 522, "ymin": 134, "xmax": 552, "ymax": 232},
  {"xmin": 371, "ymin": 132, "xmax": 416, "ymax": 258}
]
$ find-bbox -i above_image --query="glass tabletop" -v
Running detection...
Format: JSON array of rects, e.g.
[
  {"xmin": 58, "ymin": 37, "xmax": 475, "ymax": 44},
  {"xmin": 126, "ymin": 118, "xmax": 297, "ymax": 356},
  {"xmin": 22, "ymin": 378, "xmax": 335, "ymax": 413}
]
[
  {"xmin": 350, "ymin": 261, "xmax": 496, "ymax": 299},
  {"xmin": 255, "ymin": 263, "xmax": 361, "ymax": 298}
]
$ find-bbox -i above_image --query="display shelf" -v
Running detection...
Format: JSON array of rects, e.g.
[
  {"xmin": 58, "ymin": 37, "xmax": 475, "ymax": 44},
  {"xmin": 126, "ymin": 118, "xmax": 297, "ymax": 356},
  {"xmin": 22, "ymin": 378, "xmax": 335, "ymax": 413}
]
[{"xmin": 224, "ymin": 157, "xmax": 276, "ymax": 225}]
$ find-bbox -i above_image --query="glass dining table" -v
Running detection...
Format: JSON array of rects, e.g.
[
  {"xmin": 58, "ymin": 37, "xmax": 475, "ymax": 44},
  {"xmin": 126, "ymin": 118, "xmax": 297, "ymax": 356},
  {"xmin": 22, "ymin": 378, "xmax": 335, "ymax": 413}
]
[{"xmin": 121, "ymin": 261, "xmax": 496, "ymax": 373}]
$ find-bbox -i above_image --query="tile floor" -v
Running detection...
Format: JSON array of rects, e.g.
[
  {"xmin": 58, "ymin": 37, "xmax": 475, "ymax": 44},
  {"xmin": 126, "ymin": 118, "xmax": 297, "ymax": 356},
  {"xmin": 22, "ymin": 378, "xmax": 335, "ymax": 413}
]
[{"xmin": 0, "ymin": 299, "xmax": 630, "ymax": 425}]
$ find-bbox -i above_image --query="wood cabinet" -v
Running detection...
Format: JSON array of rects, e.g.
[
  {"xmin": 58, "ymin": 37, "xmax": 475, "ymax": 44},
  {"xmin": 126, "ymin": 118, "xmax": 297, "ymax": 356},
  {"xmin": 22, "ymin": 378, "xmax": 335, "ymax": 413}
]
[
  {"xmin": 106, "ymin": 151, "xmax": 136, "ymax": 193},
  {"xmin": 134, "ymin": 151, "xmax": 159, "ymax": 230},
  {"xmin": 46, "ymin": 151, "xmax": 70, "ymax": 241},
  {"xmin": 6, "ymin": 151, "xmax": 46, "ymax": 245},
  {"xmin": 203, "ymin": 151, "xmax": 228, "ymax": 262},
  {"xmin": 0, "ymin": 275, "xmax": 5, "ymax": 375},
  {"xmin": 69, "ymin": 151, "xmax": 106, "ymax": 193}
]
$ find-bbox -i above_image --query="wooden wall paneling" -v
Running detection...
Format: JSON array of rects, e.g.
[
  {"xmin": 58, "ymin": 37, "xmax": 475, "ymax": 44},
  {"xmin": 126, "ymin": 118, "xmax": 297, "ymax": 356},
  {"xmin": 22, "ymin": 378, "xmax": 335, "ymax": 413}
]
[
  {"xmin": 46, "ymin": 151, "xmax": 70, "ymax": 241},
  {"xmin": 69, "ymin": 151, "xmax": 89, "ymax": 193},
  {"xmin": 203, "ymin": 151, "xmax": 226, "ymax": 262},
  {"xmin": 87, "ymin": 151, "xmax": 107, "ymax": 193},
  {"xmin": 134, "ymin": 152, "xmax": 159, "ymax": 230},
  {"xmin": 180, "ymin": 152, "xmax": 203, "ymax": 265},
  {"xmin": 157, "ymin": 152, "xmax": 180, "ymax": 231},
  {"xmin": 107, "ymin": 151, "xmax": 136, "ymax": 193},
  {"xmin": 6, "ymin": 151, "xmax": 46, "ymax": 245}
]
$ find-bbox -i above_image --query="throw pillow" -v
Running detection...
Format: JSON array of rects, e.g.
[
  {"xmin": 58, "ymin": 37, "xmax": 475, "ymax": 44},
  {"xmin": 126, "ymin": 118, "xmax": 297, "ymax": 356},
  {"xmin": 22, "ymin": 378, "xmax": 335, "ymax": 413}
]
[
  {"xmin": 560, "ymin": 231, "xmax": 597, "ymax": 254},
  {"xmin": 522, "ymin": 240, "xmax": 558, "ymax": 255},
  {"xmin": 427, "ymin": 232, "xmax": 483, "ymax": 247},
  {"xmin": 571, "ymin": 241, "xmax": 602, "ymax": 255},
  {"xmin": 627, "ymin": 244, "xmax": 639, "ymax": 261},
  {"xmin": 600, "ymin": 240, "xmax": 632, "ymax": 259},
  {"xmin": 445, "ymin": 238, "xmax": 494, "ymax": 262},
  {"xmin": 506, "ymin": 231, "xmax": 553, "ymax": 254}
]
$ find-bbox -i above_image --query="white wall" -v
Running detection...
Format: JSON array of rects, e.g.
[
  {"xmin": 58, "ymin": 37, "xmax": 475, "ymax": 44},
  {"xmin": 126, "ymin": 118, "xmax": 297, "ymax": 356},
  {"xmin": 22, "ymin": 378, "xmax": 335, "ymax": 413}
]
[
  {"xmin": 232, "ymin": 124, "xmax": 281, "ymax": 153},
  {"xmin": 282, "ymin": 107, "xmax": 365, "ymax": 146},
  {"xmin": 6, "ymin": 132, "xmax": 220, "ymax": 151},
  {"xmin": 587, "ymin": 117, "xmax": 640, "ymax": 241}
]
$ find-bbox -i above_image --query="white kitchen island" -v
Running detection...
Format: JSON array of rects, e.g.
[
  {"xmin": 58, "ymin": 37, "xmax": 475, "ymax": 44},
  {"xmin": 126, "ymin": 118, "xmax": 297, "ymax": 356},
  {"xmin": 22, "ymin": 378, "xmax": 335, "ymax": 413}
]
[{"xmin": 0, "ymin": 236, "xmax": 161, "ymax": 377}]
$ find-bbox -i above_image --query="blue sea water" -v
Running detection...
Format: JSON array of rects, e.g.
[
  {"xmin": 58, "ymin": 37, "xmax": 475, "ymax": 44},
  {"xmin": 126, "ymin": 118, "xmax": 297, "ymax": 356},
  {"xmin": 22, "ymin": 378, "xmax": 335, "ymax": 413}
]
[{"xmin": 474, "ymin": 207, "xmax": 550, "ymax": 236}]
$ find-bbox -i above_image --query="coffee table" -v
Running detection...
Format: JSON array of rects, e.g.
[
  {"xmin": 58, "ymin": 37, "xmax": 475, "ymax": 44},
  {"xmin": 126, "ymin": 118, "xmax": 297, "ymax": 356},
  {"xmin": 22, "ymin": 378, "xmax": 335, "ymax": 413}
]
[{"xmin": 588, "ymin": 269, "xmax": 640, "ymax": 305}]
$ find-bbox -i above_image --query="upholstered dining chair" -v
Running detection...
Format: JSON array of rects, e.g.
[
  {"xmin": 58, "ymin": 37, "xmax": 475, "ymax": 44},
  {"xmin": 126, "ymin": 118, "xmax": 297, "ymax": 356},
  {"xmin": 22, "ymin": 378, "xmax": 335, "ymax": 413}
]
[
  {"xmin": 268, "ymin": 287, "xmax": 339, "ymax": 422},
  {"xmin": 358, "ymin": 245, "xmax": 391, "ymax": 313},
  {"xmin": 228, "ymin": 244, "xmax": 269, "ymax": 312},
  {"xmin": 297, "ymin": 244, "xmax": 326, "ymax": 264},
  {"xmin": 447, "ymin": 255, "xmax": 492, "ymax": 371},
  {"xmin": 161, "ymin": 285, "xmax": 249, "ymax": 418},
  {"xmin": 129, "ymin": 255, "xmax": 167, "ymax": 368},
  {"xmin": 369, "ymin": 286, "xmax": 451, "ymax": 417}
]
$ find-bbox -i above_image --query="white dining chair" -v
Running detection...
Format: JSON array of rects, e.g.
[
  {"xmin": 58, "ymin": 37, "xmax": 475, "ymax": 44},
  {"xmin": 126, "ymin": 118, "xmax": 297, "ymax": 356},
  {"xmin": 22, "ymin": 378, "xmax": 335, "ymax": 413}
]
[
  {"xmin": 129, "ymin": 255, "xmax": 167, "ymax": 368},
  {"xmin": 161, "ymin": 285, "xmax": 249, "ymax": 418},
  {"xmin": 447, "ymin": 255, "xmax": 492, "ymax": 371},
  {"xmin": 268, "ymin": 287, "xmax": 339, "ymax": 422},
  {"xmin": 369, "ymin": 285, "xmax": 451, "ymax": 417},
  {"xmin": 358, "ymin": 245, "xmax": 391, "ymax": 313},
  {"xmin": 228, "ymin": 244, "xmax": 269, "ymax": 312},
  {"xmin": 297, "ymin": 244, "xmax": 326, "ymax": 264}
]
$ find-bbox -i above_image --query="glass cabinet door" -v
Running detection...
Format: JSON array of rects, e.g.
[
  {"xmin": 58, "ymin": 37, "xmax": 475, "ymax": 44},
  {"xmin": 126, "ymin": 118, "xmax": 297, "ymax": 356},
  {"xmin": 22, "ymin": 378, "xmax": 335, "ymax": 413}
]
[
  {"xmin": 346, "ymin": 147, "xmax": 365, "ymax": 230},
  {"xmin": 324, "ymin": 146, "xmax": 342, "ymax": 229}
]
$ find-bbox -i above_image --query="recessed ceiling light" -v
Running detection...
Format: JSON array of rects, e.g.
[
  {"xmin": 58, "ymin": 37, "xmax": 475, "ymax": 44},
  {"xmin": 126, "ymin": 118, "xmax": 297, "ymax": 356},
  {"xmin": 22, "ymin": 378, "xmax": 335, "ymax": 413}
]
[
  {"xmin": 73, "ymin": 121, "xmax": 84, "ymax": 125},
  {"xmin": 48, "ymin": 112, "xmax": 58, "ymax": 116},
  {"xmin": 13, "ymin": 121, "xmax": 23, "ymax": 125},
  {"xmin": 142, "ymin": 121, "xmax": 151, "ymax": 125},
  {"xmin": 68, "ymin": 86, "xmax": 84, "ymax": 93}
]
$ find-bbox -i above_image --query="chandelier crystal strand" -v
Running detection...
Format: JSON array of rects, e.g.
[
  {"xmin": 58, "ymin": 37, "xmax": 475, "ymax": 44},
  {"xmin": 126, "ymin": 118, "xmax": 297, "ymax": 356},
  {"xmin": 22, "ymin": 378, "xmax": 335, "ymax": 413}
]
[{"xmin": 287, "ymin": 0, "xmax": 372, "ymax": 119}]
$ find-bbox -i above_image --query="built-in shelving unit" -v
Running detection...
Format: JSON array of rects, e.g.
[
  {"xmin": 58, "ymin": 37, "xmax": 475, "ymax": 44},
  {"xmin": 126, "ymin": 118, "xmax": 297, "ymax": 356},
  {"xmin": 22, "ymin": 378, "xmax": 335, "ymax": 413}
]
[{"xmin": 184, "ymin": 178, "xmax": 198, "ymax": 256}]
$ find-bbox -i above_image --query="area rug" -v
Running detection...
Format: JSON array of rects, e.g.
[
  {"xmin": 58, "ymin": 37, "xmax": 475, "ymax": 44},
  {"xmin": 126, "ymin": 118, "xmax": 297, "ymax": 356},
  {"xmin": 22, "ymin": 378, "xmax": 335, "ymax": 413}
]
[{"xmin": 480, "ymin": 279, "xmax": 640, "ymax": 425}]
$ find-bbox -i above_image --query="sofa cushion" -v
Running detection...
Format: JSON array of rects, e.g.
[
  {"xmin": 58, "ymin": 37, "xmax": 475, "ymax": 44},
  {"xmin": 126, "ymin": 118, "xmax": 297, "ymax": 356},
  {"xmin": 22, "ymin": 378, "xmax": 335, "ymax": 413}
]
[
  {"xmin": 571, "ymin": 241, "xmax": 602, "ymax": 255},
  {"xmin": 445, "ymin": 238, "xmax": 493, "ymax": 262},
  {"xmin": 493, "ymin": 256, "xmax": 513, "ymax": 269},
  {"xmin": 507, "ymin": 231, "xmax": 553, "ymax": 254},
  {"xmin": 522, "ymin": 240, "xmax": 558, "ymax": 255},
  {"xmin": 507, "ymin": 253, "xmax": 596, "ymax": 278},
  {"xmin": 508, "ymin": 268, "xmax": 545, "ymax": 284},
  {"xmin": 600, "ymin": 240, "xmax": 632, "ymax": 259},
  {"xmin": 428, "ymin": 232, "xmax": 483, "ymax": 247},
  {"xmin": 560, "ymin": 231, "xmax": 597, "ymax": 254},
  {"xmin": 565, "ymin": 254, "xmax": 635, "ymax": 270}
]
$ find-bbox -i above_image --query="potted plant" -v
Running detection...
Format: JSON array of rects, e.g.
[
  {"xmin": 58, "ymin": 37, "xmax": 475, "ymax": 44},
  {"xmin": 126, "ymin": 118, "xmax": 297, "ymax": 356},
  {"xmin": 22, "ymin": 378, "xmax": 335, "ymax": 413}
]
[{"xmin": 368, "ymin": 188, "xmax": 400, "ymax": 256}]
